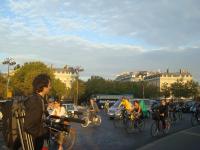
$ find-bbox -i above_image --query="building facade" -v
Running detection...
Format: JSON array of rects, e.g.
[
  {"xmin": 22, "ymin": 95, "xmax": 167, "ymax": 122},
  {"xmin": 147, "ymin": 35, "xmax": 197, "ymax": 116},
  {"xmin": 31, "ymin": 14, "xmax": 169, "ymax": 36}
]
[
  {"xmin": 115, "ymin": 71, "xmax": 157, "ymax": 82},
  {"xmin": 53, "ymin": 65, "xmax": 77, "ymax": 89},
  {"xmin": 144, "ymin": 70, "xmax": 193, "ymax": 91}
]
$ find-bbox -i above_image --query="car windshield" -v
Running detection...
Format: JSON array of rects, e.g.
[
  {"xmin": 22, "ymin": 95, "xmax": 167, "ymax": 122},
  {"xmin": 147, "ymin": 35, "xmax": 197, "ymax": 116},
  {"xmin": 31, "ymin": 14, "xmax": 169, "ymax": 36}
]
[
  {"xmin": 112, "ymin": 100, "xmax": 121, "ymax": 108},
  {"xmin": 66, "ymin": 104, "xmax": 74, "ymax": 110}
]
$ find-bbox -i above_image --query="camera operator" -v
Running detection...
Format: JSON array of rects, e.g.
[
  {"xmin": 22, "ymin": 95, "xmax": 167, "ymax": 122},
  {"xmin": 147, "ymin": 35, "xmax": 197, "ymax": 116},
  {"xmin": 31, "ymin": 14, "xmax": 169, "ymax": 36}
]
[{"xmin": 24, "ymin": 74, "xmax": 51, "ymax": 150}]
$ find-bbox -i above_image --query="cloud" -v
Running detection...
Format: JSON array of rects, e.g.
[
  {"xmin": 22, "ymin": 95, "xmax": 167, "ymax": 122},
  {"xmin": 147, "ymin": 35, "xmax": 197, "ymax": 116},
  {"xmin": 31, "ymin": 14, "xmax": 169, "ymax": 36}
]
[
  {"xmin": 6, "ymin": 0, "xmax": 200, "ymax": 47},
  {"xmin": 0, "ymin": 0, "xmax": 200, "ymax": 81}
]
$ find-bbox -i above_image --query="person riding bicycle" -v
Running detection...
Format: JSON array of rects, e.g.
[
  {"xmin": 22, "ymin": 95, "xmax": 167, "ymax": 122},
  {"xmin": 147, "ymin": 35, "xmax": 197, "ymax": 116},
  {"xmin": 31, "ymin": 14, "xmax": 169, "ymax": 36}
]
[
  {"xmin": 89, "ymin": 98, "xmax": 99, "ymax": 122},
  {"xmin": 195, "ymin": 102, "xmax": 200, "ymax": 121},
  {"xmin": 168, "ymin": 100, "xmax": 177, "ymax": 121},
  {"xmin": 133, "ymin": 100, "xmax": 142, "ymax": 119},
  {"xmin": 157, "ymin": 99, "xmax": 168, "ymax": 130},
  {"xmin": 104, "ymin": 100, "xmax": 110, "ymax": 113},
  {"xmin": 118, "ymin": 97, "xmax": 133, "ymax": 113}
]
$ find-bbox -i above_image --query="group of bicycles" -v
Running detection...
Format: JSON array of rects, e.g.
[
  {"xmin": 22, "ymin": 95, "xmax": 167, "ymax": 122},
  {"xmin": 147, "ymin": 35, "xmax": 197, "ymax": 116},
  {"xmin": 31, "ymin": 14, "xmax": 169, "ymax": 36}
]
[
  {"xmin": 112, "ymin": 101, "xmax": 187, "ymax": 137},
  {"xmin": 113, "ymin": 108, "xmax": 145, "ymax": 134}
]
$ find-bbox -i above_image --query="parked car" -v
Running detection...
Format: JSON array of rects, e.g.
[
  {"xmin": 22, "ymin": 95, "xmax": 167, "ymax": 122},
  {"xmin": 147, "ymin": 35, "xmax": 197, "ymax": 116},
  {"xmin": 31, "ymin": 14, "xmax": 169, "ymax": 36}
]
[
  {"xmin": 107, "ymin": 98, "xmax": 155, "ymax": 119},
  {"xmin": 182, "ymin": 100, "xmax": 195, "ymax": 113},
  {"xmin": 62, "ymin": 103, "xmax": 79, "ymax": 117}
]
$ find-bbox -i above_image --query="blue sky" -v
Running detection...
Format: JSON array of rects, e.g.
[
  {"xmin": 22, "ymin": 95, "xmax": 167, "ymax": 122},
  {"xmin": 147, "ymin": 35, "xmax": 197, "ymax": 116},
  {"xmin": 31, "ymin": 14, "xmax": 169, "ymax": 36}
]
[{"xmin": 0, "ymin": 0, "xmax": 200, "ymax": 81}]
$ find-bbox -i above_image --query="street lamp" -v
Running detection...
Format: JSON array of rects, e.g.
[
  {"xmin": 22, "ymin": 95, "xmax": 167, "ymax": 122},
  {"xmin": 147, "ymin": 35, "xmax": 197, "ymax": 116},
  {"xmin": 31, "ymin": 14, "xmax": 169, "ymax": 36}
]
[
  {"xmin": 74, "ymin": 66, "xmax": 84, "ymax": 105},
  {"xmin": 2, "ymin": 57, "xmax": 16, "ymax": 98}
]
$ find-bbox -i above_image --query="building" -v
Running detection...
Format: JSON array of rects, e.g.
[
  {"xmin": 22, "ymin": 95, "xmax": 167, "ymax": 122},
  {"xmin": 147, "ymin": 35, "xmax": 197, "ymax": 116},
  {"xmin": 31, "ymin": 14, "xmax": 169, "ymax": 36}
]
[
  {"xmin": 115, "ymin": 71, "xmax": 157, "ymax": 82},
  {"xmin": 144, "ymin": 69, "xmax": 193, "ymax": 92},
  {"xmin": 53, "ymin": 65, "xmax": 78, "ymax": 89}
]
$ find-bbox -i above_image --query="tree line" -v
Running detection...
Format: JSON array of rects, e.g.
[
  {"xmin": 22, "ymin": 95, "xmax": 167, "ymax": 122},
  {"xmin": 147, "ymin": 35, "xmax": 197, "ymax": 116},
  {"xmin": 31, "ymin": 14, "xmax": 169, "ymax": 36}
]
[{"xmin": 0, "ymin": 61, "xmax": 199, "ymax": 103}]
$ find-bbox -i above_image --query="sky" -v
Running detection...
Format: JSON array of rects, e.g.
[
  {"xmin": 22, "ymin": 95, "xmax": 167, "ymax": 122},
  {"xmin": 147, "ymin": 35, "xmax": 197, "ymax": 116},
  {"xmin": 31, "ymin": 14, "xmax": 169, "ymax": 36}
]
[{"xmin": 0, "ymin": 0, "xmax": 200, "ymax": 81}]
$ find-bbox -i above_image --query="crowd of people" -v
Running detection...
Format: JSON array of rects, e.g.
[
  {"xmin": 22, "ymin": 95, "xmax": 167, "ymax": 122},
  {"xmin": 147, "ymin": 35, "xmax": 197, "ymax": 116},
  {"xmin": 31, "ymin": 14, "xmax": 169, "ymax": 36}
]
[{"xmin": 10, "ymin": 73, "xmax": 200, "ymax": 150}]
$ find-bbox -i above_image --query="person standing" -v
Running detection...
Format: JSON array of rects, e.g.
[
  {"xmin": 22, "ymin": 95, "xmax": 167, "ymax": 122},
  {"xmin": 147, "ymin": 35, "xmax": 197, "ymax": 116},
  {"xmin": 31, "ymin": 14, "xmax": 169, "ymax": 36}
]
[{"xmin": 24, "ymin": 74, "xmax": 51, "ymax": 150}]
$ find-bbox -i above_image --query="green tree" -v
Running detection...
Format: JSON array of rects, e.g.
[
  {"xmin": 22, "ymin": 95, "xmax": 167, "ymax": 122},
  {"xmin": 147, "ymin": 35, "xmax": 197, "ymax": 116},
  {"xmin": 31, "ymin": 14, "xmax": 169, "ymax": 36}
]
[
  {"xmin": 161, "ymin": 83, "xmax": 171, "ymax": 98},
  {"xmin": 0, "ymin": 74, "xmax": 6, "ymax": 98},
  {"xmin": 50, "ymin": 78, "xmax": 67, "ymax": 99},
  {"xmin": 185, "ymin": 80, "xmax": 199, "ymax": 99},
  {"xmin": 171, "ymin": 79, "xmax": 185, "ymax": 99},
  {"xmin": 11, "ymin": 61, "xmax": 54, "ymax": 96},
  {"xmin": 70, "ymin": 79, "xmax": 86, "ymax": 104}
]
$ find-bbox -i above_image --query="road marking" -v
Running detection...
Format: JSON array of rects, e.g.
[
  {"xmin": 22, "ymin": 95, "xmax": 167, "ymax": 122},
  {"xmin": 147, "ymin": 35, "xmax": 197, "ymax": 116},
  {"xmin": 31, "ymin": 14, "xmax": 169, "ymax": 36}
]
[{"xmin": 181, "ymin": 131, "xmax": 200, "ymax": 137}]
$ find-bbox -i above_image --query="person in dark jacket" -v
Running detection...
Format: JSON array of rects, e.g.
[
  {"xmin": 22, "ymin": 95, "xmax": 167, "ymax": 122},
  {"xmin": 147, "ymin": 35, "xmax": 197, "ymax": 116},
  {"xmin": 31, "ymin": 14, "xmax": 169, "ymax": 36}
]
[
  {"xmin": 158, "ymin": 99, "xmax": 168, "ymax": 130},
  {"xmin": 24, "ymin": 74, "xmax": 51, "ymax": 150}
]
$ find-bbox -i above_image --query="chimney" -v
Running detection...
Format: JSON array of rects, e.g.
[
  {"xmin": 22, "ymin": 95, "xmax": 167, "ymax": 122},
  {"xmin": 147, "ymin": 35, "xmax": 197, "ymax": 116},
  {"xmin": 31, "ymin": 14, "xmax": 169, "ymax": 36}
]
[{"xmin": 167, "ymin": 69, "xmax": 169, "ymax": 73}]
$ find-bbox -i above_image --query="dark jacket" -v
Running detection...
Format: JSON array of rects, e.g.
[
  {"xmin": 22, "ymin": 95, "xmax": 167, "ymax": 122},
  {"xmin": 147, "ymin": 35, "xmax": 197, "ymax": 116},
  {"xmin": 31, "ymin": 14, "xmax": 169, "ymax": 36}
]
[
  {"xmin": 159, "ymin": 105, "xmax": 168, "ymax": 118},
  {"xmin": 24, "ymin": 93, "xmax": 47, "ymax": 138}
]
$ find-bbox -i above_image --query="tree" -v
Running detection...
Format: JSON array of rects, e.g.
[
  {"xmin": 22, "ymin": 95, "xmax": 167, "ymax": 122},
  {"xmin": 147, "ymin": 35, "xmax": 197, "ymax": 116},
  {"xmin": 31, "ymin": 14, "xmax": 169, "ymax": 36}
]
[
  {"xmin": 0, "ymin": 74, "xmax": 6, "ymax": 98},
  {"xmin": 70, "ymin": 79, "xmax": 86, "ymax": 104},
  {"xmin": 185, "ymin": 80, "xmax": 199, "ymax": 99},
  {"xmin": 11, "ymin": 61, "xmax": 54, "ymax": 96},
  {"xmin": 161, "ymin": 83, "xmax": 171, "ymax": 98},
  {"xmin": 50, "ymin": 78, "xmax": 67, "ymax": 99},
  {"xmin": 171, "ymin": 79, "xmax": 185, "ymax": 99}
]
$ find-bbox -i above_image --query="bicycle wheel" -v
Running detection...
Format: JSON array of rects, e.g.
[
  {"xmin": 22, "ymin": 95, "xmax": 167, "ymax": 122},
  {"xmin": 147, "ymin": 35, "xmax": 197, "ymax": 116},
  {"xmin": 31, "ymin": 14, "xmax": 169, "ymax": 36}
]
[
  {"xmin": 62, "ymin": 128, "xmax": 77, "ymax": 150},
  {"xmin": 178, "ymin": 111, "xmax": 183, "ymax": 120},
  {"xmin": 95, "ymin": 115, "xmax": 101, "ymax": 126},
  {"xmin": 191, "ymin": 115, "xmax": 198, "ymax": 126},
  {"xmin": 125, "ymin": 119, "xmax": 134, "ymax": 134},
  {"xmin": 151, "ymin": 121, "xmax": 159, "ymax": 137},
  {"xmin": 138, "ymin": 119, "xmax": 145, "ymax": 132},
  {"xmin": 163, "ymin": 119, "xmax": 171, "ymax": 134},
  {"xmin": 113, "ymin": 115, "xmax": 123, "ymax": 128},
  {"xmin": 81, "ymin": 117, "xmax": 89, "ymax": 128}
]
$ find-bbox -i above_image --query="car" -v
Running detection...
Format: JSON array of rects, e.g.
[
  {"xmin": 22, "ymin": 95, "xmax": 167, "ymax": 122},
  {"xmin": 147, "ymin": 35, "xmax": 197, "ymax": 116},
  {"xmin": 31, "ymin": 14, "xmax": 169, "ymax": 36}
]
[
  {"xmin": 107, "ymin": 99, "xmax": 136, "ymax": 119},
  {"xmin": 107, "ymin": 100, "xmax": 121, "ymax": 119},
  {"xmin": 182, "ymin": 100, "xmax": 195, "ymax": 113},
  {"xmin": 62, "ymin": 103, "xmax": 79, "ymax": 117}
]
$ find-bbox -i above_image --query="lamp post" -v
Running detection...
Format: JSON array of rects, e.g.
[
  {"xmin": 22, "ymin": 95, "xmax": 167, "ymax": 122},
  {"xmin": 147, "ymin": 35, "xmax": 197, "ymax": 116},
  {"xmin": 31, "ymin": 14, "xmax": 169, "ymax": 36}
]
[
  {"xmin": 74, "ymin": 66, "xmax": 84, "ymax": 105},
  {"xmin": 2, "ymin": 58, "xmax": 16, "ymax": 98}
]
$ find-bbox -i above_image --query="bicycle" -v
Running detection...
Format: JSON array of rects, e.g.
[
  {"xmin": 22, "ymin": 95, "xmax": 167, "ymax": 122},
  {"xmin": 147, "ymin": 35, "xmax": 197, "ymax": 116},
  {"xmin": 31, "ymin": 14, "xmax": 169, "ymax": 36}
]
[
  {"xmin": 151, "ymin": 118, "xmax": 171, "ymax": 137},
  {"xmin": 124, "ymin": 112, "xmax": 145, "ymax": 134},
  {"xmin": 191, "ymin": 111, "xmax": 200, "ymax": 126},
  {"xmin": 81, "ymin": 109, "xmax": 101, "ymax": 127},
  {"xmin": 113, "ymin": 108, "xmax": 128, "ymax": 128}
]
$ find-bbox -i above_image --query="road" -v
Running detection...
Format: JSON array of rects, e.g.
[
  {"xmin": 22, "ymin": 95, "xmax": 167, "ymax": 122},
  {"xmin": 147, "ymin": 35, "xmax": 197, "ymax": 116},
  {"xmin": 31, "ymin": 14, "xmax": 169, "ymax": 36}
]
[
  {"xmin": 0, "ymin": 111, "xmax": 195, "ymax": 150},
  {"xmin": 73, "ymin": 111, "xmax": 194, "ymax": 150}
]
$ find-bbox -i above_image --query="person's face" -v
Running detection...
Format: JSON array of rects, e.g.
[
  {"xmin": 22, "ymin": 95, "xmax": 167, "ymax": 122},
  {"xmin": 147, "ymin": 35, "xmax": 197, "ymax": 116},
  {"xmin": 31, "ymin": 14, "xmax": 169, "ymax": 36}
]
[
  {"xmin": 54, "ymin": 101, "xmax": 60, "ymax": 108},
  {"xmin": 44, "ymin": 81, "xmax": 51, "ymax": 95},
  {"xmin": 161, "ymin": 100, "xmax": 166, "ymax": 106}
]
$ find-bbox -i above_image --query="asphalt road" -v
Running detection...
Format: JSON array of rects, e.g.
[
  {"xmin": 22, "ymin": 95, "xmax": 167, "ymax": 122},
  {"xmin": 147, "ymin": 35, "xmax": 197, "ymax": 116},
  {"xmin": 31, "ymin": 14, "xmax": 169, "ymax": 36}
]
[
  {"xmin": 138, "ymin": 126, "xmax": 200, "ymax": 150},
  {"xmin": 0, "ymin": 111, "xmax": 195, "ymax": 150},
  {"xmin": 73, "ymin": 111, "xmax": 194, "ymax": 150}
]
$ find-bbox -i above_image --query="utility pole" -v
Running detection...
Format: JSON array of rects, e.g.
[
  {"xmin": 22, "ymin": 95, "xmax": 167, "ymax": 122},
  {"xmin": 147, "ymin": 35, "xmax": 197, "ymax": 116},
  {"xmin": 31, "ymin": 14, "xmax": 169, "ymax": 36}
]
[
  {"xmin": 2, "ymin": 58, "xmax": 16, "ymax": 98},
  {"xmin": 74, "ymin": 66, "xmax": 84, "ymax": 105}
]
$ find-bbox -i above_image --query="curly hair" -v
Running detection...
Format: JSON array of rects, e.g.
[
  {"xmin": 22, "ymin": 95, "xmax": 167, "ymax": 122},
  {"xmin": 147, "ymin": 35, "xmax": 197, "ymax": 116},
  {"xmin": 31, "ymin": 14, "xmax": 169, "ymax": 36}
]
[{"xmin": 32, "ymin": 74, "xmax": 51, "ymax": 93}]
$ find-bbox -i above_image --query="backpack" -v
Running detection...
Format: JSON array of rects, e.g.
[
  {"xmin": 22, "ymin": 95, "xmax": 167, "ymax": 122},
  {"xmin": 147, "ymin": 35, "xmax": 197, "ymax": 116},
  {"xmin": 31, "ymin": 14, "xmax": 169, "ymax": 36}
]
[{"xmin": 1, "ymin": 97, "xmax": 30, "ymax": 149}]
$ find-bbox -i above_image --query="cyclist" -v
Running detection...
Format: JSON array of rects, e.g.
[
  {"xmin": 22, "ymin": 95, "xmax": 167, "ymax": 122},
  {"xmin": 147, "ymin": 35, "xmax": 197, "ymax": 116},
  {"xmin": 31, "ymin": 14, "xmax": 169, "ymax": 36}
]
[
  {"xmin": 89, "ymin": 98, "xmax": 99, "ymax": 122},
  {"xmin": 118, "ymin": 97, "xmax": 133, "ymax": 112},
  {"xmin": 104, "ymin": 100, "xmax": 110, "ymax": 113},
  {"xmin": 157, "ymin": 99, "xmax": 168, "ymax": 130},
  {"xmin": 195, "ymin": 102, "xmax": 200, "ymax": 121},
  {"xmin": 133, "ymin": 100, "xmax": 142, "ymax": 118},
  {"xmin": 168, "ymin": 100, "xmax": 176, "ymax": 121}
]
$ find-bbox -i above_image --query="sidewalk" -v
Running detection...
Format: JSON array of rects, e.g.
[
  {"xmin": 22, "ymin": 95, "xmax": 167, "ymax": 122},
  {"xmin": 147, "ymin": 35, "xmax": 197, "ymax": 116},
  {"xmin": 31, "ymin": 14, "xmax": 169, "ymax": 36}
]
[{"xmin": 138, "ymin": 126, "xmax": 200, "ymax": 150}]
